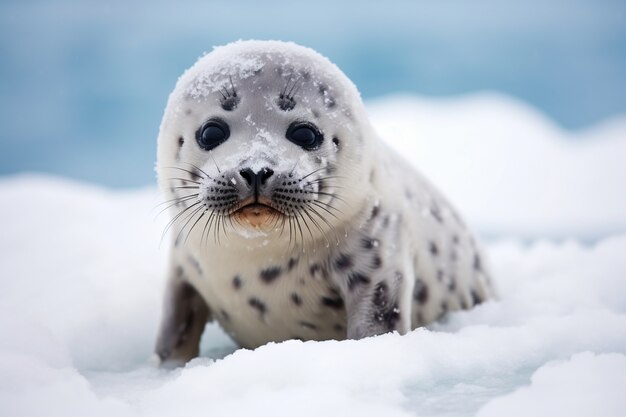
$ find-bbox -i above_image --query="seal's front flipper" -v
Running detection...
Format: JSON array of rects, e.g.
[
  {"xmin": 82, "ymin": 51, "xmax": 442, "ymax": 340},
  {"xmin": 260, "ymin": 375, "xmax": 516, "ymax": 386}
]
[{"xmin": 155, "ymin": 266, "xmax": 211, "ymax": 368}]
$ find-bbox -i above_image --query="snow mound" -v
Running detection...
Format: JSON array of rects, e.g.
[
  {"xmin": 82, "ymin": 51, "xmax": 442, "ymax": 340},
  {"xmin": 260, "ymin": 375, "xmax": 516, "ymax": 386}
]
[
  {"xmin": 368, "ymin": 93, "xmax": 626, "ymax": 239},
  {"xmin": 1, "ymin": 174, "xmax": 625, "ymax": 417}
]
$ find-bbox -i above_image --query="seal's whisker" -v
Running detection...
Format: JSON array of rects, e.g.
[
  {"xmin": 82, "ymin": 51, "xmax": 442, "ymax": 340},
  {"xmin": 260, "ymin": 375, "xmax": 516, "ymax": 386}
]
[
  {"xmin": 169, "ymin": 186, "xmax": 201, "ymax": 190},
  {"xmin": 303, "ymin": 204, "xmax": 340, "ymax": 245},
  {"xmin": 179, "ymin": 161, "xmax": 212, "ymax": 180},
  {"xmin": 163, "ymin": 166, "xmax": 206, "ymax": 181},
  {"xmin": 200, "ymin": 209, "xmax": 213, "ymax": 248},
  {"xmin": 161, "ymin": 201, "xmax": 202, "ymax": 246},
  {"xmin": 300, "ymin": 206, "xmax": 329, "ymax": 247},
  {"xmin": 184, "ymin": 208, "xmax": 208, "ymax": 245},
  {"xmin": 289, "ymin": 78, "xmax": 304, "ymax": 98},
  {"xmin": 281, "ymin": 74, "xmax": 293, "ymax": 97},
  {"xmin": 286, "ymin": 76, "xmax": 302, "ymax": 98},
  {"xmin": 174, "ymin": 203, "xmax": 204, "ymax": 243},
  {"xmin": 295, "ymin": 209, "xmax": 315, "ymax": 247},
  {"xmin": 203, "ymin": 209, "xmax": 220, "ymax": 248},
  {"xmin": 154, "ymin": 193, "xmax": 198, "ymax": 209},
  {"xmin": 314, "ymin": 191, "xmax": 349, "ymax": 205},
  {"xmin": 208, "ymin": 153, "xmax": 222, "ymax": 174},
  {"xmin": 299, "ymin": 167, "xmax": 328, "ymax": 181},
  {"xmin": 154, "ymin": 194, "xmax": 199, "ymax": 220},
  {"xmin": 165, "ymin": 177, "xmax": 202, "ymax": 185},
  {"xmin": 229, "ymin": 75, "xmax": 237, "ymax": 97},
  {"xmin": 309, "ymin": 200, "xmax": 343, "ymax": 219},
  {"xmin": 304, "ymin": 176, "xmax": 346, "ymax": 185},
  {"xmin": 292, "ymin": 209, "xmax": 305, "ymax": 252}
]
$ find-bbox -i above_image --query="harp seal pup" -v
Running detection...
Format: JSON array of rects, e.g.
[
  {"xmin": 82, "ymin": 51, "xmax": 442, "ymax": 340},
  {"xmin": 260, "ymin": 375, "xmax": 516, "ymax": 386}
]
[{"xmin": 155, "ymin": 40, "xmax": 495, "ymax": 366}]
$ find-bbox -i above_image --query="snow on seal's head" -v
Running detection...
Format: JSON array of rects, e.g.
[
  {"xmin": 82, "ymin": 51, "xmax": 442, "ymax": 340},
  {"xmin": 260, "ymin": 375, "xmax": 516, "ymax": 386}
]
[{"xmin": 157, "ymin": 40, "xmax": 376, "ymax": 246}]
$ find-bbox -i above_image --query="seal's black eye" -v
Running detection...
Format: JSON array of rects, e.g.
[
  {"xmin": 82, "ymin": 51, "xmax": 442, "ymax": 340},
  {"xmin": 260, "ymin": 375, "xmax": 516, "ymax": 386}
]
[
  {"xmin": 286, "ymin": 122, "xmax": 323, "ymax": 150},
  {"xmin": 195, "ymin": 119, "xmax": 230, "ymax": 151}
]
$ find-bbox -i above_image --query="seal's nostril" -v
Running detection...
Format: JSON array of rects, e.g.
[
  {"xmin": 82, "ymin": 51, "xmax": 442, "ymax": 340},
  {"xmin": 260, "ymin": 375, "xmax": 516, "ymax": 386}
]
[
  {"xmin": 240, "ymin": 168, "xmax": 273, "ymax": 188},
  {"xmin": 260, "ymin": 168, "xmax": 274, "ymax": 185},
  {"xmin": 239, "ymin": 168, "xmax": 255, "ymax": 186}
]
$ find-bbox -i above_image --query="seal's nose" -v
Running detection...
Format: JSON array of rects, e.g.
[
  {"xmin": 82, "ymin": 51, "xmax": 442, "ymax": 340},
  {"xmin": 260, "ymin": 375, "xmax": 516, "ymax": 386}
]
[{"xmin": 239, "ymin": 168, "xmax": 274, "ymax": 189}]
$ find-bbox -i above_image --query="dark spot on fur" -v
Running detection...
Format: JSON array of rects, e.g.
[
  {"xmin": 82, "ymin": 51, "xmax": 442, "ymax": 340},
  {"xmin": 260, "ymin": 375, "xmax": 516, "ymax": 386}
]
[
  {"xmin": 473, "ymin": 254, "xmax": 483, "ymax": 272},
  {"xmin": 288, "ymin": 257, "xmax": 299, "ymax": 271},
  {"xmin": 371, "ymin": 255, "xmax": 383, "ymax": 269},
  {"xmin": 220, "ymin": 309, "xmax": 230, "ymax": 321},
  {"xmin": 233, "ymin": 275, "xmax": 242, "ymax": 289},
  {"xmin": 187, "ymin": 256, "xmax": 202, "ymax": 275},
  {"xmin": 312, "ymin": 109, "xmax": 320, "ymax": 118},
  {"xmin": 373, "ymin": 282, "xmax": 388, "ymax": 308},
  {"xmin": 348, "ymin": 272, "xmax": 371, "ymax": 290},
  {"xmin": 221, "ymin": 96, "xmax": 239, "ymax": 111},
  {"xmin": 438, "ymin": 301, "xmax": 449, "ymax": 320},
  {"xmin": 413, "ymin": 279, "xmax": 429, "ymax": 304},
  {"xmin": 190, "ymin": 168, "xmax": 202, "ymax": 180},
  {"xmin": 416, "ymin": 312, "xmax": 424, "ymax": 325},
  {"xmin": 332, "ymin": 137, "xmax": 340, "ymax": 150},
  {"xmin": 178, "ymin": 137, "xmax": 184, "ymax": 147},
  {"xmin": 448, "ymin": 275, "xmax": 457, "ymax": 292},
  {"xmin": 370, "ymin": 204, "xmax": 380, "ymax": 219},
  {"xmin": 334, "ymin": 253, "xmax": 353, "ymax": 271},
  {"xmin": 248, "ymin": 297, "xmax": 267, "ymax": 315},
  {"xmin": 318, "ymin": 83, "xmax": 336, "ymax": 108},
  {"xmin": 310, "ymin": 263, "xmax": 321, "ymax": 276},
  {"xmin": 309, "ymin": 263, "xmax": 328, "ymax": 280},
  {"xmin": 372, "ymin": 282, "xmax": 400, "ymax": 330},
  {"xmin": 333, "ymin": 323, "xmax": 344, "ymax": 332},
  {"xmin": 429, "ymin": 241, "xmax": 439, "ymax": 256},
  {"xmin": 382, "ymin": 215, "xmax": 390, "ymax": 228},
  {"xmin": 299, "ymin": 321, "xmax": 318, "ymax": 330},
  {"xmin": 277, "ymin": 95, "xmax": 296, "ymax": 111},
  {"xmin": 430, "ymin": 201, "xmax": 443, "ymax": 222},
  {"xmin": 185, "ymin": 109, "xmax": 192, "ymax": 115},
  {"xmin": 260, "ymin": 266, "xmax": 282, "ymax": 283},
  {"xmin": 471, "ymin": 289, "xmax": 483, "ymax": 306},
  {"xmin": 437, "ymin": 269, "xmax": 444, "ymax": 282},
  {"xmin": 361, "ymin": 238, "xmax": 379, "ymax": 250},
  {"xmin": 321, "ymin": 294, "xmax": 344, "ymax": 310},
  {"xmin": 291, "ymin": 292, "xmax": 302, "ymax": 306}
]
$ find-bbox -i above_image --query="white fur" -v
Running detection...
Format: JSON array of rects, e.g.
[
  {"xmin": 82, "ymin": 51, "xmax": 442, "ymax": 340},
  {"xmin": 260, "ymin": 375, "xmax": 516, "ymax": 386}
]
[{"xmin": 156, "ymin": 40, "xmax": 494, "ymax": 350}]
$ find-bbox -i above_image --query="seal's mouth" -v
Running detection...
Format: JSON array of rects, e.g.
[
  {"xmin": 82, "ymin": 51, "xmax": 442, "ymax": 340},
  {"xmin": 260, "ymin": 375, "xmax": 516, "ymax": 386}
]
[{"xmin": 232, "ymin": 197, "xmax": 283, "ymax": 229}]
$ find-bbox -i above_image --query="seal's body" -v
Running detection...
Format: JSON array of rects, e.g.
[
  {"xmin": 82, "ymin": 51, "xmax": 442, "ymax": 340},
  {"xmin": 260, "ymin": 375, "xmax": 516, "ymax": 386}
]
[{"xmin": 155, "ymin": 41, "xmax": 494, "ymax": 365}]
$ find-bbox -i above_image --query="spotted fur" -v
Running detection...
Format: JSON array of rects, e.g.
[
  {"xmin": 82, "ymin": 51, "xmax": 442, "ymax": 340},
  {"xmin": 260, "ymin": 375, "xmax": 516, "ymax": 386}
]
[{"xmin": 155, "ymin": 40, "xmax": 496, "ymax": 366}]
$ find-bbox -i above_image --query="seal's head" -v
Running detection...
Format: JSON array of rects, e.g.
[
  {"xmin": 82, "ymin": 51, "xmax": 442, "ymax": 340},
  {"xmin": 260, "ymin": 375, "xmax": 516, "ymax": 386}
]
[{"xmin": 157, "ymin": 40, "xmax": 375, "ymax": 248}]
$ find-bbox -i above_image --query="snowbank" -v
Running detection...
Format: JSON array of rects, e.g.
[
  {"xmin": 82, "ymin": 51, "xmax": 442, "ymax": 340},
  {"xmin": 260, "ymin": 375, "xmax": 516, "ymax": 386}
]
[
  {"xmin": 368, "ymin": 93, "xmax": 626, "ymax": 239},
  {"xmin": 1, "ymin": 94, "xmax": 626, "ymax": 416}
]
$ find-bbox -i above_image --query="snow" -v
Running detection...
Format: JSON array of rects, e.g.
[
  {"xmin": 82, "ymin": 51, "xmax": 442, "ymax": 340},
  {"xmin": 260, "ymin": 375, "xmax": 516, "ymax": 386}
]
[{"xmin": 1, "ymin": 95, "xmax": 626, "ymax": 416}]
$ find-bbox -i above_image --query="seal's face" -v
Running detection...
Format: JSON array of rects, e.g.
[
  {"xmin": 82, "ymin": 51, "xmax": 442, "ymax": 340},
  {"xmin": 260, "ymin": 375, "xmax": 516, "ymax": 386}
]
[{"xmin": 157, "ymin": 41, "xmax": 372, "ymax": 247}]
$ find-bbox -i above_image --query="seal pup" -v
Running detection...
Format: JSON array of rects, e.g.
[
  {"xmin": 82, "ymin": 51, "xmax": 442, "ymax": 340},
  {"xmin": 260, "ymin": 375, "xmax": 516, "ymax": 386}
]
[{"xmin": 155, "ymin": 40, "xmax": 495, "ymax": 366}]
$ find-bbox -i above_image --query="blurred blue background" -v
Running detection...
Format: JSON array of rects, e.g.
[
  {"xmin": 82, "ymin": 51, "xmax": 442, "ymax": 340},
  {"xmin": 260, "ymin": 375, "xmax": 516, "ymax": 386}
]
[{"xmin": 1, "ymin": 0, "xmax": 625, "ymax": 187}]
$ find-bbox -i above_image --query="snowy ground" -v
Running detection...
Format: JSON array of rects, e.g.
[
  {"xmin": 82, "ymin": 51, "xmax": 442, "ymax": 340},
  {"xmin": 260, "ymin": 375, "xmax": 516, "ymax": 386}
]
[{"xmin": 1, "ymin": 95, "xmax": 625, "ymax": 417}]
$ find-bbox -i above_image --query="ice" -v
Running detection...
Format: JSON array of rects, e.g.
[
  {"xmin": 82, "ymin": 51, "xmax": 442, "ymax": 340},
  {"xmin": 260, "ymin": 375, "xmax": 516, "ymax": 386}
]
[{"xmin": 1, "ymin": 94, "xmax": 626, "ymax": 416}]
